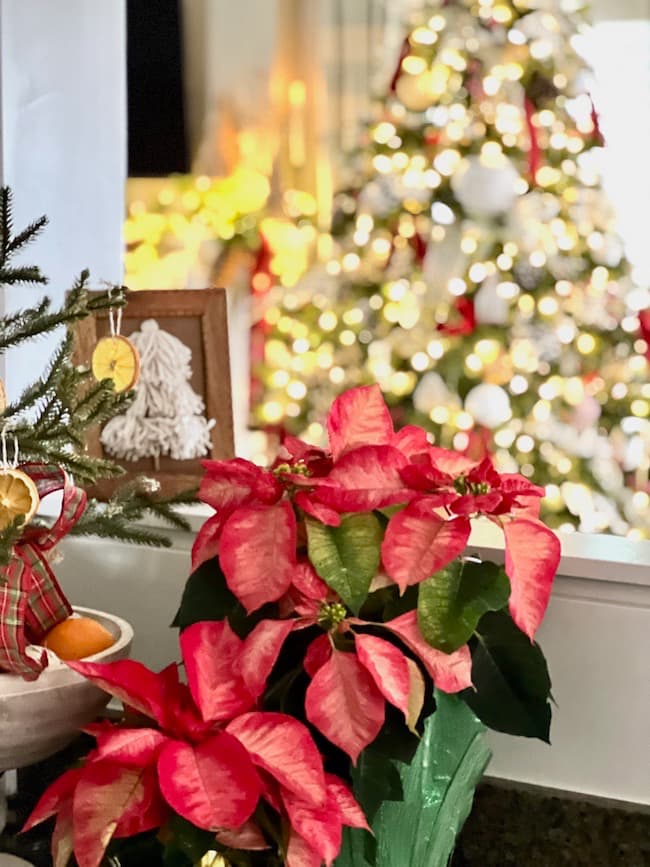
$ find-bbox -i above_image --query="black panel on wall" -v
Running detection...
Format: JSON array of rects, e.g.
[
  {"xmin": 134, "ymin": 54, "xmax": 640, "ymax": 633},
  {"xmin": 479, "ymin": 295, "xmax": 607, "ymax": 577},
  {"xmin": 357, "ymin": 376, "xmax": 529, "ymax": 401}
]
[{"xmin": 127, "ymin": 0, "xmax": 189, "ymax": 176}]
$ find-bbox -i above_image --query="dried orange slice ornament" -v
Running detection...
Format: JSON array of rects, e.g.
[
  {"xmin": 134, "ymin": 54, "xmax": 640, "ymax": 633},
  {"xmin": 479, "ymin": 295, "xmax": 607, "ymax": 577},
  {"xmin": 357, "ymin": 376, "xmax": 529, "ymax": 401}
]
[
  {"xmin": 0, "ymin": 467, "xmax": 40, "ymax": 530},
  {"xmin": 91, "ymin": 335, "xmax": 140, "ymax": 393}
]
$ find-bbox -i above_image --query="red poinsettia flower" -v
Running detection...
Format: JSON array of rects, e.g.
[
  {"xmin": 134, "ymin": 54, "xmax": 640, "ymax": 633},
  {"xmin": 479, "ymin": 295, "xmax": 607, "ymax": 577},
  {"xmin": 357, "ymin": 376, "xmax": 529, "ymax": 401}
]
[
  {"xmin": 276, "ymin": 562, "xmax": 472, "ymax": 764},
  {"xmin": 193, "ymin": 385, "xmax": 427, "ymax": 613},
  {"xmin": 383, "ymin": 451, "xmax": 561, "ymax": 639},
  {"xmin": 24, "ymin": 620, "xmax": 365, "ymax": 867}
]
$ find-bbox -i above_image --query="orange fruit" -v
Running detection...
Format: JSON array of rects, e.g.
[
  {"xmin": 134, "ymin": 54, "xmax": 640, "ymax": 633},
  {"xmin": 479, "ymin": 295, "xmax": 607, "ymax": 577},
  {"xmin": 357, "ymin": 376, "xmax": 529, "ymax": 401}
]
[
  {"xmin": 44, "ymin": 616, "xmax": 115, "ymax": 661},
  {"xmin": 91, "ymin": 335, "xmax": 140, "ymax": 393},
  {"xmin": 0, "ymin": 468, "xmax": 40, "ymax": 530}
]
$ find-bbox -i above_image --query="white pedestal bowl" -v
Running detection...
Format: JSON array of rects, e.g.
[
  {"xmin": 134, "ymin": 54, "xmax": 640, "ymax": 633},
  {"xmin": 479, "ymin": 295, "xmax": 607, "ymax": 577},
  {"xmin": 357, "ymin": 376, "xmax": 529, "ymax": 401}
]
[{"xmin": 0, "ymin": 607, "xmax": 133, "ymax": 773}]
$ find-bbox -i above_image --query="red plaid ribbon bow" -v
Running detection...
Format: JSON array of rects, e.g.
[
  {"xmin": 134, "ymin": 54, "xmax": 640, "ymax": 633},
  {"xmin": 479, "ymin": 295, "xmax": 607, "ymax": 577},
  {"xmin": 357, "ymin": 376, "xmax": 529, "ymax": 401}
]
[{"xmin": 0, "ymin": 464, "xmax": 87, "ymax": 680}]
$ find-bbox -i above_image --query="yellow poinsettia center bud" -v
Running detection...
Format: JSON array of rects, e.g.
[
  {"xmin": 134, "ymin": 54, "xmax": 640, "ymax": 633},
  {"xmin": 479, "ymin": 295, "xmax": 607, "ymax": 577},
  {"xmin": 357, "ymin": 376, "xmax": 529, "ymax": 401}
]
[
  {"xmin": 273, "ymin": 460, "xmax": 311, "ymax": 478},
  {"xmin": 454, "ymin": 475, "xmax": 491, "ymax": 496},
  {"xmin": 318, "ymin": 601, "xmax": 347, "ymax": 630}
]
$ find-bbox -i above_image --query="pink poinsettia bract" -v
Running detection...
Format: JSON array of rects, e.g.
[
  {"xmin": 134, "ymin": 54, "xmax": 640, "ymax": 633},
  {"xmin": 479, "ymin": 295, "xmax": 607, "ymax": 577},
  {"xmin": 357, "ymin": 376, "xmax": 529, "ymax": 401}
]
[{"xmin": 24, "ymin": 620, "xmax": 366, "ymax": 867}]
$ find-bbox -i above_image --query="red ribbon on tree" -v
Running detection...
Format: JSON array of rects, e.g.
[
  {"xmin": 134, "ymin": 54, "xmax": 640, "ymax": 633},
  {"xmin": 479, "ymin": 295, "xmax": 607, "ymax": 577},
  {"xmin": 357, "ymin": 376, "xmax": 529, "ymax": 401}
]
[
  {"xmin": 389, "ymin": 37, "xmax": 411, "ymax": 94},
  {"xmin": 409, "ymin": 232, "xmax": 428, "ymax": 264},
  {"xmin": 640, "ymin": 310, "xmax": 650, "ymax": 360},
  {"xmin": 249, "ymin": 233, "xmax": 275, "ymax": 419},
  {"xmin": 524, "ymin": 96, "xmax": 542, "ymax": 184},
  {"xmin": 437, "ymin": 297, "xmax": 476, "ymax": 336},
  {"xmin": 589, "ymin": 95, "xmax": 605, "ymax": 146},
  {"xmin": 0, "ymin": 464, "xmax": 86, "ymax": 680}
]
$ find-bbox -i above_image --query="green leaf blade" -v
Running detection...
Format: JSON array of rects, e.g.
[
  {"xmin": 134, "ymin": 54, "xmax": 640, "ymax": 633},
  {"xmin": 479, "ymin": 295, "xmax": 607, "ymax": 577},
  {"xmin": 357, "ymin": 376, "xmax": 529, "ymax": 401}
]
[
  {"xmin": 171, "ymin": 557, "xmax": 241, "ymax": 630},
  {"xmin": 417, "ymin": 559, "xmax": 510, "ymax": 653},
  {"xmin": 462, "ymin": 609, "xmax": 552, "ymax": 742},
  {"xmin": 306, "ymin": 513, "xmax": 382, "ymax": 614}
]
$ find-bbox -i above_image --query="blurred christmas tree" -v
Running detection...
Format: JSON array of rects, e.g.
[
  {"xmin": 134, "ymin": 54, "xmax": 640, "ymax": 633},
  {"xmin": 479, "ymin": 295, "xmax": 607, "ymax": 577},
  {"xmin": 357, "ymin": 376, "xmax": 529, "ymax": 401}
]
[{"xmin": 253, "ymin": 0, "xmax": 650, "ymax": 537}]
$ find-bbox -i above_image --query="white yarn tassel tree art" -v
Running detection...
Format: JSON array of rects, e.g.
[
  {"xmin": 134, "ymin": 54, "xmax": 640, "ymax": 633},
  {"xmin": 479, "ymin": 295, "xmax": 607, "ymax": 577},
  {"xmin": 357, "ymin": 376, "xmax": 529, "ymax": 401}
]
[{"xmin": 101, "ymin": 319, "xmax": 215, "ymax": 465}]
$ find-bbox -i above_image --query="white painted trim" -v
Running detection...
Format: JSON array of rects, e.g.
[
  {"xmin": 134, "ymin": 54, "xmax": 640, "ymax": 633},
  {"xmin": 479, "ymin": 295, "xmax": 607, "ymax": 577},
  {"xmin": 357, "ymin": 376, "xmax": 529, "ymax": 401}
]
[
  {"xmin": 137, "ymin": 504, "xmax": 650, "ymax": 587},
  {"xmin": 467, "ymin": 520, "xmax": 650, "ymax": 587}
]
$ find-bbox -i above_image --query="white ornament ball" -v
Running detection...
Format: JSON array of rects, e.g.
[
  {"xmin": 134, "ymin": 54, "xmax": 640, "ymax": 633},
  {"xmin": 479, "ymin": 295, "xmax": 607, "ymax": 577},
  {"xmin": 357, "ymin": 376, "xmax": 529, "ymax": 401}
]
[
  {"xmin": 464, "ymin": 383, "xmax": 512, "ymax": 429},
  {"xmin": 358, "ymin": 177, "xmax": 399, "ymax": 217},
  {"xmin": 570, "ymin": 395, "xmax": 602, "ymax": 433},
  {"xmin": 452, "ymin": 156, "xmax": 520, "ymax": 218},
  {"xmin": 413, "ymin": 372, "xmax": 455, "ymax": 415},
  {"xmin": 473, "ymin": 277, "xmax": 509, "ymax": 326},
  {"xmin": 592, "ymin": 234, "xmax": 624, "ymax": 268},
  {"xmin": 421, "ymin": 224, "xmax": 468, "ymax": 293}
]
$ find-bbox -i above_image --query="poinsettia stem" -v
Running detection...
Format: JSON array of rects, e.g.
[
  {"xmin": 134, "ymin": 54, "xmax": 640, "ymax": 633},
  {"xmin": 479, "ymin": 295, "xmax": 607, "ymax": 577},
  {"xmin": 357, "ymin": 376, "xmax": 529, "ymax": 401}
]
[
  {"xmin": 263, "ymin": 664, "xmax": 303, "ymax": 710},
  {"xmin": 218, "ymin": 849, "xmax": 253, "ymax": 867},
  {"xmin": 253, "ymin": 803, "xmax": 285, "ymax": 861}
]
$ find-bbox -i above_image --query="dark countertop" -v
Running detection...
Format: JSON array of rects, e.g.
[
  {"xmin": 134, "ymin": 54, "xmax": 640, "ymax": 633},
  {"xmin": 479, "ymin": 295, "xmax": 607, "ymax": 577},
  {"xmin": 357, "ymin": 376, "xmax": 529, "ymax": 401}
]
[{"xmin": 455, "ymin": 783, "xmax": 650, "ymax": 867}]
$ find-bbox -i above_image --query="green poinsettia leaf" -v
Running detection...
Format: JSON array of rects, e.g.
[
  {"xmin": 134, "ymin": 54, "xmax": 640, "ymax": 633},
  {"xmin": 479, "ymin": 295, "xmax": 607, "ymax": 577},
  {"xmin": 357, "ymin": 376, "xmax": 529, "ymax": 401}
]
[
  {"xmin": 462, "ymin": 609, "xmax": 552, "ymax": 743},
  {"xmin": 171, "ymin": 557, "xmax": 277, "ymax": 638},
  {"xmin": 171, "ymin": 558, "xmax": 239, "ymax": 630},
  {"xmin": 417, "ymin": 559, "xmax": 511, "ymax": 653},
  {"xmin": 306, "ymin": 513, "xmax": 382, "ymax": 614},
  {"xmin": 351, "ymin": 749, "xmax": 405, "ymax": 825},
  {"xmin": 162, "ymin": 814, "xmax": 215, "ymax": 866}
]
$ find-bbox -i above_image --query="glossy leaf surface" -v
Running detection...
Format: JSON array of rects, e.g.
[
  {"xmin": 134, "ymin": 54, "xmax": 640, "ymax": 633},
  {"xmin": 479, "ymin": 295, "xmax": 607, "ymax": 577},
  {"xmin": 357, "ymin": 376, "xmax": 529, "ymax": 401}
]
[
  {"xmin": 417, "ymin": 559, "xmax": 510, "ymax": 653},
  {"xmin": 306, "ymin": 513, "xmax": 382, "ymax": 614}
]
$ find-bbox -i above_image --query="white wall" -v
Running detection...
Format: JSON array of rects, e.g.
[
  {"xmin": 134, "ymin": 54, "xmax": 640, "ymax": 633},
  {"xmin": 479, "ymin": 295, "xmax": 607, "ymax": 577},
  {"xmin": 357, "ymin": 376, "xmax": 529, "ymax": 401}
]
[{"xmin": 0, "ymin": 0, "xmax": 127, "ymax": 398}]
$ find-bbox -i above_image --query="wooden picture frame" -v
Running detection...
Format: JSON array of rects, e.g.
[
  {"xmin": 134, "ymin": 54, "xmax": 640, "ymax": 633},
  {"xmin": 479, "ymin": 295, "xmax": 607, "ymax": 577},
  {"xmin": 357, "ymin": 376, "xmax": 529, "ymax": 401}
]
[{"xmin": 72, "ymin": 288, "xmax": 234, "ymax": 497}]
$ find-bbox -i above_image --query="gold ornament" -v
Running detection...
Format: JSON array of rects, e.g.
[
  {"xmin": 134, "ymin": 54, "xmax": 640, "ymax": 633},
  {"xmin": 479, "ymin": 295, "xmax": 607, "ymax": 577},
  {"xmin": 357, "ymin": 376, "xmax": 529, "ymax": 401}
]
[
  {"xmin": 484, "ymin": 353, "xmax": 514, "ymax": 385},
  {"xmin": 0, "ymin": 379, "xmax": 6, "ymax": 413},
  {"xmin": 395, "ymin": 70, "xmax": 440, "ymax": 112}
]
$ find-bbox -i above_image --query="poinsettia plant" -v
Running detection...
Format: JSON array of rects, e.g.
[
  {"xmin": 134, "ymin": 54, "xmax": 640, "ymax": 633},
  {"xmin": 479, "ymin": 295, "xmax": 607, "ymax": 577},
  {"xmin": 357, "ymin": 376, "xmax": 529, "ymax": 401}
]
[{"xmin": 26, "ymin": 385, "xmax": 561, "ymax": 867}]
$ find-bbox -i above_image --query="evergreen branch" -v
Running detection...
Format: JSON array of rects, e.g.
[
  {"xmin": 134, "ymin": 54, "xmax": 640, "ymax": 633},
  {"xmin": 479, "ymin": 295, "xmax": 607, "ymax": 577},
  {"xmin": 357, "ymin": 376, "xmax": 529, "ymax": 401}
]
[
  {"xmin": 0, "ymin": 298, "xmax": 50, "ymax": 331},
  {"xmin": 3, "ymin": 333, "xmax": 75, "ymax": 419},
  {"xmin": 0, "ymin": 187, "xmax": 13, "ymax": 264},
  {"xmin": 110, "ymin": 479, "xmax": 196, "ymax": 532},
  {"xmin": 0, "ymin": 189, "xmax": 189, "ymax": 551},
  {"xmin": 0, "ymin": 186, "xmax": 48, "ymax": 281},
  {"xmin": 68, "ymin": 512, "xmax": 173, "ymax": 548},
  {"xmin": 87, "ymin": 288, "xmax": 130, "ymax": 313},
  {"xmin": 0, "ymin": 273, "xmax": 127, "ymax": 351},
  {"xmin": 11, "ymin": 426, "xmax": 125, "ymax": 482},
  {"xmin": 69, "ymin": 482, "xmax": 197, "ymax": 545},
  {"xmin": 70, "ymin": 379, "xmax": 134, "ymax": 427},
  {"xmin": 6, "ymin": 215, "xmax": 48, "ymax": 257},
  {"xmin": 0, "ymin": 516, "xmax": 29, "ymax": 567},
  {"xmin": 0, "ymin": 266, "xmax": 48, "ymax": 286}
]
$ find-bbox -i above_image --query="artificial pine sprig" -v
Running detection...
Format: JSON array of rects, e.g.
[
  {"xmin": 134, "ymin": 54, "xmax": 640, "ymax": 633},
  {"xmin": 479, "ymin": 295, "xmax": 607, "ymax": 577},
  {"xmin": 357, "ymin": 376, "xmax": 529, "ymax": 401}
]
[
  {"xmin": 70, "ymin": 479, "xmax": 196, "ymax": 547},
  {"xmin": 0, "ymin": 187, "xmax": 48, "ymax": 288},
  {"xmin": 0, "ymin": 270, "xmax": 128, "ymax": 352},
  {"xmin": 0, "ymin": 516, "xmax": 31, "ymax": 568},
  {"xmin": 0, "ymin": 187, "xmax": 197, "ymax": 555}
]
